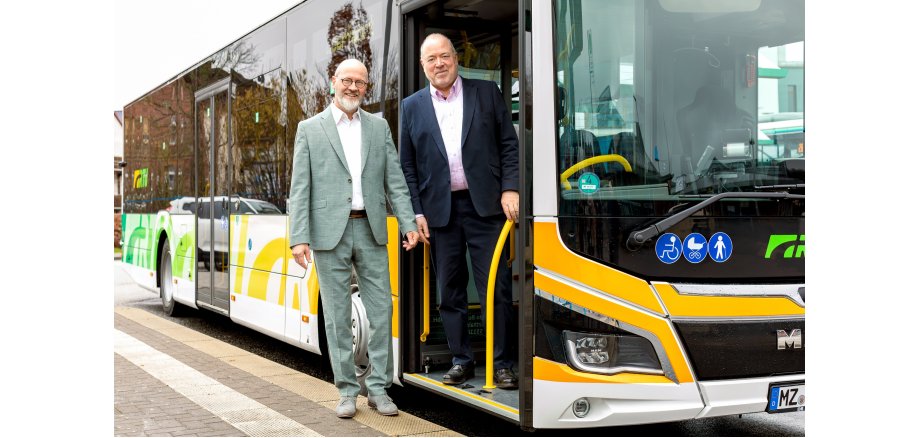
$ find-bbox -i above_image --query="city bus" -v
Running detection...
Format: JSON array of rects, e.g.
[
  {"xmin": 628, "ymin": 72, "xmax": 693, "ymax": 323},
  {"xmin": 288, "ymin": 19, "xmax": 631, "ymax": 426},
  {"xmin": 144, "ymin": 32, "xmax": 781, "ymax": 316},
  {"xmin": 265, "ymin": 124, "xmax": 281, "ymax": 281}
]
[{"xmin": 120, "ymin": 0, "xmax": 805, "ymax": 429}]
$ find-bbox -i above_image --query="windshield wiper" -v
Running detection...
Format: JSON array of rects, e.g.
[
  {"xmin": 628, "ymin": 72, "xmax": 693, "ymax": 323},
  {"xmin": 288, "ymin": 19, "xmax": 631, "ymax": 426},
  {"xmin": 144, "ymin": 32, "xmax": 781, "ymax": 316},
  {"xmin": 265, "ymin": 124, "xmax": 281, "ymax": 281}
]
[
  {"xmin": 626, "ymin": 191, "xmax": 805, "ymax": 248},
  {"xmin": 753, "ymin": 183, "xmax": 805, "ymax": 192}
]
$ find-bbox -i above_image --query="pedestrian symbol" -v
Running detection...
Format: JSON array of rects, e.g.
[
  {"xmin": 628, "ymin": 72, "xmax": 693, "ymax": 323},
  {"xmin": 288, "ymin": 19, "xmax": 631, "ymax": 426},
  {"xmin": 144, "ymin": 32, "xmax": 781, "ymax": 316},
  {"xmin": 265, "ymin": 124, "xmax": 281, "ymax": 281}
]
[
  {"xmin": 682, "ymin": 233, "xmax": 708, "ymax": 263},
  {"xmin": 708, "ymin": 232, "xmax": 733, "ymax": 263},
  {"xmin": 655, "ymin": 233, "xmax": 682, "ymax": 264}
]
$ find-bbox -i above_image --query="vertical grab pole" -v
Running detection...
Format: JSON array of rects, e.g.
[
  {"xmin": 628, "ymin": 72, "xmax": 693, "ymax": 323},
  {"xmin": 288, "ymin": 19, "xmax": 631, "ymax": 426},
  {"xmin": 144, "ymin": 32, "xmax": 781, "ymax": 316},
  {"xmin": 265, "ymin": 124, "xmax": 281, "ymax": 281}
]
[
  {"xmin": 484, "ymin": 220, "xmax": 514, "ymax": 390},
  {"xmin": 421, "ymin": 244, "xmax": 430, "ymax": 342}
]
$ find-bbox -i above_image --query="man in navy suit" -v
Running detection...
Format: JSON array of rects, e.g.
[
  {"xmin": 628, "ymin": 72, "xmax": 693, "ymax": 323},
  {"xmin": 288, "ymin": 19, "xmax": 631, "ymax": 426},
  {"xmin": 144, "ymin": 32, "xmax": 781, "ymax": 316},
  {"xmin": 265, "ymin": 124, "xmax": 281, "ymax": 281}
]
[{"xmin": 399, "ymin": 33, "xmax": 519, "ymax": 389}]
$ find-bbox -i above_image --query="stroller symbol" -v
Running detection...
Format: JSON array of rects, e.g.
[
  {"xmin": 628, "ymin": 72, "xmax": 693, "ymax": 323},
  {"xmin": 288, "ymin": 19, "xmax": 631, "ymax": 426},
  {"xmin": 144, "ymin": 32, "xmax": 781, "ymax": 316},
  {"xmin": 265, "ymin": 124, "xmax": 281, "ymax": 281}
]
[{"xmin": 682, "ymin": 234, "xmax": 708, "ymax": 263}]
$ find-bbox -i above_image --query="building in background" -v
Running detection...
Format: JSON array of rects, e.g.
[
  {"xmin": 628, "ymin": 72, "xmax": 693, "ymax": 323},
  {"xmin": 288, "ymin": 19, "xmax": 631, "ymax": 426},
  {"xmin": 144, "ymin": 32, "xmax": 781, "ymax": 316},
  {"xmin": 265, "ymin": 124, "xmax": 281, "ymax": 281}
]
[{"xmin": 115, "ymin": 110, "xmax": 125, "ymax": 247}]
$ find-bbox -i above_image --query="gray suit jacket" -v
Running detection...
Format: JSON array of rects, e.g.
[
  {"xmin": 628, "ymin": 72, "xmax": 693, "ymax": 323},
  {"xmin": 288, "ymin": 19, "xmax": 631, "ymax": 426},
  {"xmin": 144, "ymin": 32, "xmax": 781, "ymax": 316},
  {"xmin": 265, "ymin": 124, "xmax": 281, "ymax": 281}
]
[{"xmin": 288, "ymin": 106, "xmax": 417, "ymax": 250}]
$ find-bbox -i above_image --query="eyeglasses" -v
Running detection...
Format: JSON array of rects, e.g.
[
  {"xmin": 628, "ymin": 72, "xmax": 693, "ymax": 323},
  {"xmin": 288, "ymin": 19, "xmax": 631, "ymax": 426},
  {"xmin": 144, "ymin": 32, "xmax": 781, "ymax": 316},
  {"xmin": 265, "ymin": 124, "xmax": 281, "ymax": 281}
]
[
  {"xmin": 338, "ymin": 78, "xmax": 368, "ymax": 89},
  {"xmin": 423, "ymin": 52, "xmax": 454, "ymax": 65}
]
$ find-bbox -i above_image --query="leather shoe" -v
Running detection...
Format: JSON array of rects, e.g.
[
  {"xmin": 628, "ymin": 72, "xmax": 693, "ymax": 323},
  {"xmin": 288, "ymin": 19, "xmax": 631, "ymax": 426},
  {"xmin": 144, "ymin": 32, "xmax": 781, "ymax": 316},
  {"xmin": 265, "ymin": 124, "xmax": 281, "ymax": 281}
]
[
  {"xmin": 442, "ymin": 364, "xmax": 474, "ymax": 385},
  {"xmin": 494, "ymin": 368, "xmax": 518, "ymax": 389},
  {"xmin": 336, "ymin": 396, "xmax": 356, "ymax": 418}
]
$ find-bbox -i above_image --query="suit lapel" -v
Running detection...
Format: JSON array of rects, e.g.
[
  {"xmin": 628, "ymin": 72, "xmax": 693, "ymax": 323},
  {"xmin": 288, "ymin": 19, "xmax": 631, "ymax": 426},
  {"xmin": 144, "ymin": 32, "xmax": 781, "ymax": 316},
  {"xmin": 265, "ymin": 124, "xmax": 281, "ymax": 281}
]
[
  {"xmin": 460, "ymin": 78, "xmax": 477, "ymax": 149},
  {"xmin": 419, "ymin": 91, "xmax": 449, "ymax": 162},
  {"xmin": 360, "ymin": 109, "xmax": 371, "ymax": 172},
  {"xmin": 319, "ymin": 107, "xmax": 349, "ymax": 171}
]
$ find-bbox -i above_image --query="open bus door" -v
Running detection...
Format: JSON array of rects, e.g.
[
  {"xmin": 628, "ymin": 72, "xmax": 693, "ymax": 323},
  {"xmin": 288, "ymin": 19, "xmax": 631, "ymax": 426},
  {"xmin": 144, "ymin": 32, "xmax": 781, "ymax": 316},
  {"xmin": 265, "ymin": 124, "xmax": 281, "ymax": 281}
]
[{"xmin": 397, "ymin": 0, "xmax": 533, "ymax": 428}]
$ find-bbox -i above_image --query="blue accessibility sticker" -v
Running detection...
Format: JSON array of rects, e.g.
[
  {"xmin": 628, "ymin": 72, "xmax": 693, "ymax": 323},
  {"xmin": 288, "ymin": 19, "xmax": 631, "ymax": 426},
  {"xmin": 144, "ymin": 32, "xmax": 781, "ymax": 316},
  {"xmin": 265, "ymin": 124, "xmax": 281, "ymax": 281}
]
[
  {"xmin": 682, "ymin": 233, "xmax": 708, "ymax": 263},
  {"xmin": 708, "ymin": 232, "xmax": 732, "ymax": 262},
  {"xmin": 655, "ymin": 233, "xmax": 682, "ymax": 264}
]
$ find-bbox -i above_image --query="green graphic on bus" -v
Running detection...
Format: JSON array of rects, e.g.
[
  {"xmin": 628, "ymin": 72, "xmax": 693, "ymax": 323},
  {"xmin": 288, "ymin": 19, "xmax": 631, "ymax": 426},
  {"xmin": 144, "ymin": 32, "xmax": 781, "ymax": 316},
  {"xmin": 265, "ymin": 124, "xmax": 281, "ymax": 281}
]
[{"xmin": 765, "ymin": 234, "xmax": 805, "ymax": 259}]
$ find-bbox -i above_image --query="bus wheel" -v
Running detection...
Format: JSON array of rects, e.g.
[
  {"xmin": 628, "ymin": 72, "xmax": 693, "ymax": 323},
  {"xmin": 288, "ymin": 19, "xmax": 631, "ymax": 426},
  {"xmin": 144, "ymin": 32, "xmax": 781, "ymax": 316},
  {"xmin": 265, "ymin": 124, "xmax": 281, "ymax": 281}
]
[
  {"xmin": 160, "ymin": 244, "xmax": 183, "ymax": 316},
  {"xmin": 351, "ymin": 287, "xmax": 371, "ymax": 396}
]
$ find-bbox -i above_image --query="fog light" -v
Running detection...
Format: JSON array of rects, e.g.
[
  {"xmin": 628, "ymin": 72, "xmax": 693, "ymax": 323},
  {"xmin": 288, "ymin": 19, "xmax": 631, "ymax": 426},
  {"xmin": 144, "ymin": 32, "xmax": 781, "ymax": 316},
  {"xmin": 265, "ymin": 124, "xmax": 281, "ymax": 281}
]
[{"xmin": 572, "ymin": 398, "xmax": 590, "ymax": 418}]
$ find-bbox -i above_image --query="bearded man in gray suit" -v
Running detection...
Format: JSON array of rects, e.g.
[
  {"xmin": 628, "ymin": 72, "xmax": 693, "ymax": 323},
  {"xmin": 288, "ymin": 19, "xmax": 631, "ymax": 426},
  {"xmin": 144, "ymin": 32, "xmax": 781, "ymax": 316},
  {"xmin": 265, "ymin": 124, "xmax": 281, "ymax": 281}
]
[{"xmin": 289, "ymin": 59, "xmax": 419, "ymax": 418}]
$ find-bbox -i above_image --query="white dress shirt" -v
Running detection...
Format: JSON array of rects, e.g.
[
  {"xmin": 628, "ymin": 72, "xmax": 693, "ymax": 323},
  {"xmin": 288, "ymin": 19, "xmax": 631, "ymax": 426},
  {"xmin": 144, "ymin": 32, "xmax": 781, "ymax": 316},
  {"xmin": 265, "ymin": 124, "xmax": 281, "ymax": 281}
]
[
  {"xmin": 430, "ymin": 77, "xmax": 467, "ymax": 192},
  {"xmin": 329, "ymin": 104, "xmax": 364, "ymax": 210}
]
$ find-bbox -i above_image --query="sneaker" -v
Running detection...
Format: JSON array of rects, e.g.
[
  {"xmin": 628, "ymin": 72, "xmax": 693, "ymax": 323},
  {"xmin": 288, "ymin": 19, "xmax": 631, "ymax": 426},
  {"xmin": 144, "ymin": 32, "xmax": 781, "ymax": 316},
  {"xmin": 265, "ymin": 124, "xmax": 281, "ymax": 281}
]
[
  {"xmin": 367, "ymin": 394, "xmax": 399, "ymax": 416},
  {"xmin": 442, "ymin": 364, "xmax": 474, "ymax": 385},
  {"xmin": 336, "ymin": 396, "xmax": 357, "ymax": 418},
  {"xmin": 494, "ymin": 368, "xmax": 519, "ymax": 390}
]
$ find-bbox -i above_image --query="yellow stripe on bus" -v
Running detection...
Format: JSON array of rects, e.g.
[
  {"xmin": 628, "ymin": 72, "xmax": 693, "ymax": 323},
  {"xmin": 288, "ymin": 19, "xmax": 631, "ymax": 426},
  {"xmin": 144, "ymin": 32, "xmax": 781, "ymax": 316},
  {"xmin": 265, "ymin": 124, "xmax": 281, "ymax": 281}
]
[
  {"xmin": 308, "ymin": 269, "xmax": 319, "ymax": 315},
  {"xmin": 534, "ymin": 221, "xmax": 664, "ymax": 314},
  {"xmin": 387, "ymin": 217, "xmax": 400, "ymax": 297},
  {"xmin": 533, "ymin": 357, "xmax": 674, "ymax": 384},
  {"xmin": 233, "ymin": 215, "xmax": 250, "ymax": 294},
  {"xmin": 652, "ymin": 282, "xmax": 805, "ymax": 318},
  {"xmin": 534, "ymin": 271, "xmax": 694, "ymax": 383},
  {"xmin": 247, "ymin": 238, "xmax": 287, "ymax": 301}
]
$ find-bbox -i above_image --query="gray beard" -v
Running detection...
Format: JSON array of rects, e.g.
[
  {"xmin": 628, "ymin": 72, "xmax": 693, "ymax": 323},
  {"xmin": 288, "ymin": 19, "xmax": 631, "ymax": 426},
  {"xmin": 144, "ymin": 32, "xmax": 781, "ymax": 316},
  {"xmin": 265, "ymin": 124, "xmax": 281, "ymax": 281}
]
[{"xmin": 337, "ymin": 95, "xmax": 361, "ymax": 113}]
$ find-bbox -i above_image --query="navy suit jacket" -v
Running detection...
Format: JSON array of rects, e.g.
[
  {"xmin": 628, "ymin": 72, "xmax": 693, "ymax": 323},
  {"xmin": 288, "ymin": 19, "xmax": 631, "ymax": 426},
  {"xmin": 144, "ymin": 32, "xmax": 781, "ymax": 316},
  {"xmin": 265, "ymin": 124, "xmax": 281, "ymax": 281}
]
[{"xmin": 399, "ymin": 77, "xmax": 519, "ymax": 228}]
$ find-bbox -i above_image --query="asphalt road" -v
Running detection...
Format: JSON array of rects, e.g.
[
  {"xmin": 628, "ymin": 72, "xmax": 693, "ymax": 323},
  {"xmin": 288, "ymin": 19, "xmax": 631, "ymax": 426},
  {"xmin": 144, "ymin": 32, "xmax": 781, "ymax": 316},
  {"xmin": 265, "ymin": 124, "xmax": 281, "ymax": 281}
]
[{"xmin": 114, "ymin": 261, "xmax": 804, "ymax": 436}]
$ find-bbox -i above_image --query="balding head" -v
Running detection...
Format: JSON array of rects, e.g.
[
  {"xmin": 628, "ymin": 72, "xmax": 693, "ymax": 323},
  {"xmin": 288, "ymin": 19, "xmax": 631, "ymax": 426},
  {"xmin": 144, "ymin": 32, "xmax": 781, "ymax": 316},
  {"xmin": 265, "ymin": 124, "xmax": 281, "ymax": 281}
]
[
  {"xmin": 420, "ymin": 33, "xmax": 457, "ymax": 61},
  {"xmin": 334, "ymin": 58, "xmax": 368, "ymax": 79}
]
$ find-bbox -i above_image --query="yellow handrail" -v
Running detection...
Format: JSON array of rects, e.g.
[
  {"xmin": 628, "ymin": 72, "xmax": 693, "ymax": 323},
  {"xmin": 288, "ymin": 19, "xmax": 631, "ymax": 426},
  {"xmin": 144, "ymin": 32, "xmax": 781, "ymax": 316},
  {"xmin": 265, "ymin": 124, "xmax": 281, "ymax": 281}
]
[
  {"xmin": 484, "ymin": 220, "xmax": 514, "ymax": 390},
  {"xmin": 559, "ymin": 154, "xmax": 633, "ymax": 190},
  {"xmin": 420, "ymin": 244, "xmax": 430, "ymax": 342}
]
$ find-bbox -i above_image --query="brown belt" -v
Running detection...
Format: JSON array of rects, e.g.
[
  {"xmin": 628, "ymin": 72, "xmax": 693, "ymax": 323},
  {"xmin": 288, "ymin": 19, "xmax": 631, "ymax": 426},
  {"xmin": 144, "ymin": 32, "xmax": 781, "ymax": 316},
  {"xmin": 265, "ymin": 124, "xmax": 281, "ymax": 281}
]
[{"xmin": 349, "ymin": 210, "xmax": 367, "ymax": 218}]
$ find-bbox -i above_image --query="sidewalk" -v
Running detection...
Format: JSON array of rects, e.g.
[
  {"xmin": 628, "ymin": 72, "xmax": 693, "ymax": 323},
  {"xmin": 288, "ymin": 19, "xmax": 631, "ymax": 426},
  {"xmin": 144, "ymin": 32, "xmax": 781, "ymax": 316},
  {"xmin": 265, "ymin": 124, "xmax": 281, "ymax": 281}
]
[{"xmin": 114, "ymin": 306, "xmax": 462, "ymax": 437}]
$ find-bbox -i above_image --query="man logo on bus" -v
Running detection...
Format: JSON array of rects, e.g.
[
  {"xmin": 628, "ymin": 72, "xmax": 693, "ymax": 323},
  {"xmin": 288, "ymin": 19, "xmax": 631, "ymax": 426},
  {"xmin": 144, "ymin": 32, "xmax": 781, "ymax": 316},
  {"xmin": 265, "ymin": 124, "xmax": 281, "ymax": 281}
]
[
  {"xmin": 765, "ymin": 234, "xmax": 805, "ymax": 259},
  {"xmin": 777, "ymin": 329, "xmax": 802, "ymax": 350}
]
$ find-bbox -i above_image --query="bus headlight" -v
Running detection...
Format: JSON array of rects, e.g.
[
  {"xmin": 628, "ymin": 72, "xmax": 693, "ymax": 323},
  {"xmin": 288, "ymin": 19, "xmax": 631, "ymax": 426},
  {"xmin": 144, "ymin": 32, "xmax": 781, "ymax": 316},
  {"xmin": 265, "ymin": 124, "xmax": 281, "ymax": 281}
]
[{"xmin": 563, "ymin": 330, "xmax": 663, "ymax": 375}]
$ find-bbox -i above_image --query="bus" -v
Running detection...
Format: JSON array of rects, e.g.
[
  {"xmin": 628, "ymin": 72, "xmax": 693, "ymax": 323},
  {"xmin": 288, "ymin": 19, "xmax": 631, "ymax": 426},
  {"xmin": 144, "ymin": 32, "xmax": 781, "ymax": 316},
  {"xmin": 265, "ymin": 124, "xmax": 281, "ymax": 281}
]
[{"xmin": 120, "ymin": 0, "xmax": 805, "ymax": 430}]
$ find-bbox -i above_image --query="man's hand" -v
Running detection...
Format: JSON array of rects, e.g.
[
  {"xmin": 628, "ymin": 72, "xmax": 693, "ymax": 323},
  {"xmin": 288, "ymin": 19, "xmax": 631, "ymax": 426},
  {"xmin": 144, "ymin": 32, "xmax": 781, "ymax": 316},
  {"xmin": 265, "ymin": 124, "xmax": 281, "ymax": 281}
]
[
  {"xmin": 291, "ymin": 243, "xmax": 312, "ymax": 269},
  {"xmin": 415, "ymin": 216, "xmax": 430, "ymax": 244},
  {"xmin": 501, "ymin": 190, "xmax": 520, "ymax": 222},
  {"xmin": 402, "ymin": 231, "xmax": 420, "ymax": 250}
]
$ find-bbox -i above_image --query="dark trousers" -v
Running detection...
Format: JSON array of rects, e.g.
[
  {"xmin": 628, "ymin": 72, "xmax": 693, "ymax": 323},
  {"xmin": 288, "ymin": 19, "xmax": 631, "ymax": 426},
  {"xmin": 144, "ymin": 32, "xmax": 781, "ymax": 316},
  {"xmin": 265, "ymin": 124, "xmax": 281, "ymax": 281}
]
[{"xmin": 430, "ymin": 190, "xmax": 515, "ymax": 370}]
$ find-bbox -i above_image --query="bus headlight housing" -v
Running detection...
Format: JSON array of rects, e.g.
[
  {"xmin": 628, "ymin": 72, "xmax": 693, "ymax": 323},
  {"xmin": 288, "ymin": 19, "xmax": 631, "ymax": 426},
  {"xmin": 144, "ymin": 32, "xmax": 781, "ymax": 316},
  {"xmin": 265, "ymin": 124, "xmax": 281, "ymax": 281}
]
[{"xmin": 563, "ymin": 330, "xmax": 663, "ymax": 375}]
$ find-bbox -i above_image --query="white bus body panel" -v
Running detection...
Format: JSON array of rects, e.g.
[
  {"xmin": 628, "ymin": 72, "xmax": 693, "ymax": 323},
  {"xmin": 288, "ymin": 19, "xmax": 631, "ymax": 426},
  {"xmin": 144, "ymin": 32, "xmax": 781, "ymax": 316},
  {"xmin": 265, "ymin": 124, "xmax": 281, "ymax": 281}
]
[
  {"xmin": 696, "ymin": 374, "xmax": 805, "ymax": 418},
  {"xmin": 532, "ymin": 379, "xmax": 703, "ymax": 428}
]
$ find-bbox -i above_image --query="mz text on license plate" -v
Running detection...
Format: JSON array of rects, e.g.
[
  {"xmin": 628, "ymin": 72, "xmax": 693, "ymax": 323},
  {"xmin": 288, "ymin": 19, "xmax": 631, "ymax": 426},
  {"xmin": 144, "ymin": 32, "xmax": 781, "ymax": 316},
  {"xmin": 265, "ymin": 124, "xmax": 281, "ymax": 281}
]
[{"xmin": 768, "ymin": 382, "xmax": 805, "ymax": 413}]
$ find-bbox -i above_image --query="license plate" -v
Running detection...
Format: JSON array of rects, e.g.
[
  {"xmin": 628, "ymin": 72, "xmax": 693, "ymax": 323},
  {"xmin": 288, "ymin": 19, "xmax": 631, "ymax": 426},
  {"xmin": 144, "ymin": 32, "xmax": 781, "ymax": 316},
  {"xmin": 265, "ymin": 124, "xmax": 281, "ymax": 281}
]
[{"xmin": 767, "ymin": 382, "xmax": 805, "ymax": 413}]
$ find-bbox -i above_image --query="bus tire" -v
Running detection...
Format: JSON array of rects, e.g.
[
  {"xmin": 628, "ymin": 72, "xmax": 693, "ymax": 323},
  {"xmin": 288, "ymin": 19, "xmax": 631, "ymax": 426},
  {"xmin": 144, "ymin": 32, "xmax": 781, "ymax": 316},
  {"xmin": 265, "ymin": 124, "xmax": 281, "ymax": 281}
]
[
  {"xmin": 159, "ymin": 244, "xmax": 184, "ymax": 316},
  {"xmin": 350, "ymin": 287, "xmax": 371, "ymax": 397}
]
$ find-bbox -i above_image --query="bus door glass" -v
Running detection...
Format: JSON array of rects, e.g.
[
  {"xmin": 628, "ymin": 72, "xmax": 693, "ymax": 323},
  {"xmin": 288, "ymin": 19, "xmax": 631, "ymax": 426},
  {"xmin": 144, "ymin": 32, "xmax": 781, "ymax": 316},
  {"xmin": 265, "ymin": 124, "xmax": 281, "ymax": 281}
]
[{"xmin": 195, "ymin": 84, "xmax": 232, "ymax": 313}]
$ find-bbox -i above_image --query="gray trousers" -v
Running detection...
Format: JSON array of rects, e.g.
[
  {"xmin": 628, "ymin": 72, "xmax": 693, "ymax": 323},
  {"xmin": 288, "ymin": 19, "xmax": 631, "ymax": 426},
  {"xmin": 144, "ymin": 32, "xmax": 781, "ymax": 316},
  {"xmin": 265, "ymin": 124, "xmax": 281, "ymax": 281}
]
[{"xmin": 312, "ymin": 217, "xmax": 394, "ymax": 397}]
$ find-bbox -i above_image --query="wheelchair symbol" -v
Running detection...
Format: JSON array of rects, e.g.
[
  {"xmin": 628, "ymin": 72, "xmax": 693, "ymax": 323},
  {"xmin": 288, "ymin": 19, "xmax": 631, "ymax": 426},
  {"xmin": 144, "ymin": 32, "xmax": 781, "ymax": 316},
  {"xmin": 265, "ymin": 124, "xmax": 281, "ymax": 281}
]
[{"xmin": 655, "ymin": 233, "xmax": 682, "ymax": 264}]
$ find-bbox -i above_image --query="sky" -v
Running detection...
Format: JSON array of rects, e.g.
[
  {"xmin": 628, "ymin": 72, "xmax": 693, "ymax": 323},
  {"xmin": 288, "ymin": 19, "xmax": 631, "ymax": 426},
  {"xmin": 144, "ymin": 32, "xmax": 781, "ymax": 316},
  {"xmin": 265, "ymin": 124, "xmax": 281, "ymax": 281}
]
[{"xmin": 113, "ymin": 0, "xmax": 301, "ymax": 109}]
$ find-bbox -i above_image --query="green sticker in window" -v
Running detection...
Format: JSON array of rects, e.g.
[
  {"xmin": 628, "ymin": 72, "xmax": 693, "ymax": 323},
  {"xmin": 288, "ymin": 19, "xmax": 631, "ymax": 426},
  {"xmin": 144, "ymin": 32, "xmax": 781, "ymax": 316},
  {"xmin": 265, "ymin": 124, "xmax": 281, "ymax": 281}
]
[{"xmin": 578, "ymin": 172, "xmax": 599, "ymax": 194}]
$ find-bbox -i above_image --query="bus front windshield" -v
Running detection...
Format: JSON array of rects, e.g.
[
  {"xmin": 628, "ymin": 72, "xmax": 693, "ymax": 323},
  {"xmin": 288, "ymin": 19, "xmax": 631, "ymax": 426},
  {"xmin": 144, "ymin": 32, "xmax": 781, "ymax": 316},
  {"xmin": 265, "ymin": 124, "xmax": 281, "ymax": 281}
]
[{"xmin": 554, "ymin": 0, "xmax": 804, "ymax": 211}]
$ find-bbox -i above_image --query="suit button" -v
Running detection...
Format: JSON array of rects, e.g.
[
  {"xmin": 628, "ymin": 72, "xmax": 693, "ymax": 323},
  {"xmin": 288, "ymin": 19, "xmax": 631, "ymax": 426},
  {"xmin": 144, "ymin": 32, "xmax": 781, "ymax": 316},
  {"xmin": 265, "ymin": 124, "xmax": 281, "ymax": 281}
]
[
  {"xmin": 348, "ymin": 178, "xmax": 352, "ymax": 183},
  {"xmin": 347, "ymin": 197, "xmax": 352, "ymax": 202}
]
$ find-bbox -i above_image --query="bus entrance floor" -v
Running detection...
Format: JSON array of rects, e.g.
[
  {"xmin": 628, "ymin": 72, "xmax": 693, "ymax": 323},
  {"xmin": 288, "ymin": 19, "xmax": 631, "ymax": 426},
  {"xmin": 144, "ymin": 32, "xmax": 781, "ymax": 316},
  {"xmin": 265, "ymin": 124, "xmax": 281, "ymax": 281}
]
[
  {"xmin": 402, "ymin": 367, "xmax": 520, "ymax": 422},
  {"xmin": 114, "ymin": 306, "xmax": 463, "ymax": 437}
]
